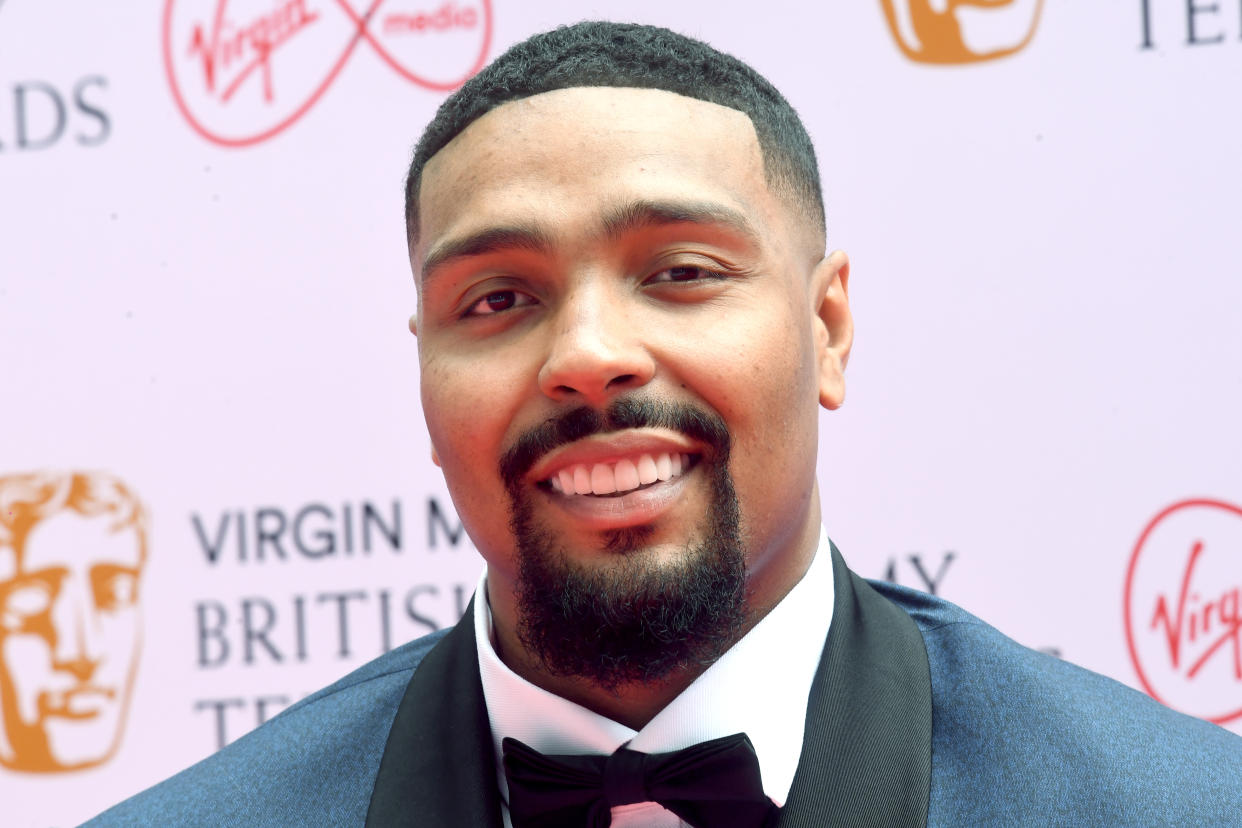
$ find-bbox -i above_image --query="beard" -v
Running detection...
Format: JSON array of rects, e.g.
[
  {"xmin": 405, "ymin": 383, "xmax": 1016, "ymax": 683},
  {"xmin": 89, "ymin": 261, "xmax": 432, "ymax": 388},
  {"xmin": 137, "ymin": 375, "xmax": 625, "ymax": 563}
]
[{"xmin": 499, "ymin": 398, "xmax": 747, "ymax": 690}]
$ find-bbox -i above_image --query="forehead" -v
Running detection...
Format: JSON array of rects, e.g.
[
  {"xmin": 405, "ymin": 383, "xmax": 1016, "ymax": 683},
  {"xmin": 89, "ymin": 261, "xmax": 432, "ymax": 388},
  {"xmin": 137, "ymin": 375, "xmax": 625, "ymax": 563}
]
[
  {"xmin": 417, "ymin": 87, "xmax": 779, "ymax": 261},
  {"xmin": 17, "ymin": 513, "xmax": 142, "ymax": 572}
]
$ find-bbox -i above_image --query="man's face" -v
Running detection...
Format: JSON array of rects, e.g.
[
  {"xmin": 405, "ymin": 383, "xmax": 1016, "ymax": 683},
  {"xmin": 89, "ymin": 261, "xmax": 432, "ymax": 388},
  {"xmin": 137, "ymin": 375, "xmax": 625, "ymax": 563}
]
[
  {"xmin": 0, "ymin": 513, "xmax": 142, "ymax": 771},
  {"xmin": 414, "ymin": 87, "xmax": 849, "ymax": 675}
]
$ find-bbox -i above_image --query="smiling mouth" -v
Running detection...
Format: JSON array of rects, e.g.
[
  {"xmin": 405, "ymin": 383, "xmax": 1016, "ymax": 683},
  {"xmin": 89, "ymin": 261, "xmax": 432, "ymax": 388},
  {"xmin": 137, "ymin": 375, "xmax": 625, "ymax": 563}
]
[{"xmin": 541, "ymin": 452, "xmax": 698, "ymax": 497}]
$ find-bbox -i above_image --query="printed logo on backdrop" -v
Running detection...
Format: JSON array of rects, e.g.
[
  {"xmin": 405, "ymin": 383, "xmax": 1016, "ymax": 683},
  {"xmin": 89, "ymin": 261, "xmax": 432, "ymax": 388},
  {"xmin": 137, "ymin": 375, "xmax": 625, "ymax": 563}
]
[
  {"xmin": 189, "ymin": 493, "xmax": 476, "ymax": 748},
  {"xmin": 1125, "ymin": 498, "xmax": 1242, "ymax": 725},
  {"xmin": 879, "ymin": 0, "xmax": 1044, "ymax": 64},
  {"xmin": 0, "ymin": 3, "xmax": 111, "ymax": 153},
  {"xmin": 162, "ymin": 0, "xmax": 493, "ymax": 147},
  {"xmin": 1139, "ymin": 0, "xmax": 1242, "ymax": 49},
  {"xmin": 0, "ymin": 471, "xmax": 147, "ymax": 773}
]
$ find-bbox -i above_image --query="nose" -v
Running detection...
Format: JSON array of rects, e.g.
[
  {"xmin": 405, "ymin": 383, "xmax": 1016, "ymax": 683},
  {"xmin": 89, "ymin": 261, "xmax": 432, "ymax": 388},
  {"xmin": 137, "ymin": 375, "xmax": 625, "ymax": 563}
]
[
  {"xmin": 537, "ymin": 281, "xmax": 656, "ymax": 407},
  {"xmin": 51, "ymin": 575, "xmax": 102, "ymax": 683}
]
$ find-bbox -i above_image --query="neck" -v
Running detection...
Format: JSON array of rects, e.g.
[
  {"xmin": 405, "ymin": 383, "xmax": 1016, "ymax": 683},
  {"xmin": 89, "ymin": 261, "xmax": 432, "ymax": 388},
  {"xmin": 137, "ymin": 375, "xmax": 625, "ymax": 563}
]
[{"xmin": 499, "ymin": 642, "xmax": 709, "ymax": 731}]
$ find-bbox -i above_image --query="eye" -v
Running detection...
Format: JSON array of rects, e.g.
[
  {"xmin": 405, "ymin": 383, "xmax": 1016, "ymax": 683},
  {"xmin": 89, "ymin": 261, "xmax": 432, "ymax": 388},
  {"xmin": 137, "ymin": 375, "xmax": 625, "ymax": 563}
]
[
  {"xmin": 645, "ymin": 265, "xmax": 726, "ymax": 284},
  {"xmin": 464, "ymin": 289, "xmax": 537, "ymax": 317},
  {"xmin": 92, "ymin": 567, "xmax": 139, "ymax": 612},
  {"xmin": 0, "ymin": 572, "xmax": 62, "ymax": 634},
  {"xmin": 3, "ymin": 582, "xmax": 53, "ymax": 620}
]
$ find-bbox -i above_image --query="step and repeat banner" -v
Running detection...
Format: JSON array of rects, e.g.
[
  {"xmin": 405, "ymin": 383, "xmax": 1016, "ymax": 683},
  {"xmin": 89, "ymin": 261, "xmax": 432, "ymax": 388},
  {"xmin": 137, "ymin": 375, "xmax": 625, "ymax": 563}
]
[{"xmin": 2, "ymin": 1, "xmax": 1239, "ymax": 824}]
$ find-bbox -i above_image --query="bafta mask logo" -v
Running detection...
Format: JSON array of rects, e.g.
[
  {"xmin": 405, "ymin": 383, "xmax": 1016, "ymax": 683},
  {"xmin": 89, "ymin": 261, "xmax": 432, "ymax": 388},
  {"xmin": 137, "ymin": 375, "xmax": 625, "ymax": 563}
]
[
  {"xmin": 880, "ymin": 0, "xmax": 1045, "ymax": 64},
  {"xmin": 0, "ymin": 472, "xmax": 148, "ymax": 773}
]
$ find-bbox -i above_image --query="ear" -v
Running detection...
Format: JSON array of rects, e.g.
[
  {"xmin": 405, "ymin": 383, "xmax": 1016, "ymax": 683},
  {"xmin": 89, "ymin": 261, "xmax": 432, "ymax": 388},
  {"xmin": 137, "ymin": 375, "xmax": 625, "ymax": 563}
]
[
  {"xmin": 431, "ymin": 447, "xmax": 441, "ymax": 468},
  {"xmin": 811, "ymin": 250, "xmax": 852, "ymax": 410}
]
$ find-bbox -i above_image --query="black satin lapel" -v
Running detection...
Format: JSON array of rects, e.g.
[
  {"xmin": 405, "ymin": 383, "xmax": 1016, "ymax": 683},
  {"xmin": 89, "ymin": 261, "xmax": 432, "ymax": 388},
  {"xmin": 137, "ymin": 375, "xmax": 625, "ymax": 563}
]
[
  {"xmin": 365, "ymin": 597, "xmax": 503, "ymax": 827},
  {"xmin": 778, "ymin": 543, "xmax": 932, "ymax": 827}
]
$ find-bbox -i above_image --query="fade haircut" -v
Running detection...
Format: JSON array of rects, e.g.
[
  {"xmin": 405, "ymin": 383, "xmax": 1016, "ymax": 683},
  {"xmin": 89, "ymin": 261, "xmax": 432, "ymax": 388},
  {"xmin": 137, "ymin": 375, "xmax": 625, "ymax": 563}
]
[{"xmin": 404, "ymin": 20, "xmax": 826, "ymax": 250}]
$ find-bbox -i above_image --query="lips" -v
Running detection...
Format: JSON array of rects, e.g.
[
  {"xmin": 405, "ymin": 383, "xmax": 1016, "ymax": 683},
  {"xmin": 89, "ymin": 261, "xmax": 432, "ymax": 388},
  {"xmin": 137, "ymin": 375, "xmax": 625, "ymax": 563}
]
[
  {"xmin": 523, "ymin": 430, "xmax": 706, "ymax": 529},
  {"xmin": 546, "ymin": 451, "xmax": 695, "ymax": 496},
  {"xmin": 40, "ymin": 686, "xmax": 114, "ymax": 719}
]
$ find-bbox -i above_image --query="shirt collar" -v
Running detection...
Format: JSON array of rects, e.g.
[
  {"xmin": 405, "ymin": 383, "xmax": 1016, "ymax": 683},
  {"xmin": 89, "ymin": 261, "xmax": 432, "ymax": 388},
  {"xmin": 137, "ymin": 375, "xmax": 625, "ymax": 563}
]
[{"xmin": 474, "ymin": 527, "xmax": 834, "ymax": 808}]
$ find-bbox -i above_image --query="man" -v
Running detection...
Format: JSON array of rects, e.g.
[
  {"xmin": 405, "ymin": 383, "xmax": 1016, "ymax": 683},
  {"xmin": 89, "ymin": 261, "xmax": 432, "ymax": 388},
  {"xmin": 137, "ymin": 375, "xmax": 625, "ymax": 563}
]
[
  {"xmin": 0, "ymin": 470, "xmax": 147, "ymax": 773},
  {"xmin": 89, "ymin": 21, "xmax": 1242, "ymax": 826}
]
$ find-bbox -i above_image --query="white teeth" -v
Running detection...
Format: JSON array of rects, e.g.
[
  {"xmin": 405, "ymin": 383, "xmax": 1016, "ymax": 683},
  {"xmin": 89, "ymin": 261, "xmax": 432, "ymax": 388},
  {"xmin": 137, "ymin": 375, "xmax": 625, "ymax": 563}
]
[
  {"xmin": 573, "ymin": 465, "xmax": 592, "ymax": 494},
  {"xmin": 614, "ymin": 458, "xmax": 640, "ymax": 491},
  {"xmin": 637, "ymin": 454, "xmax": 659, "ymax": 485},
  {"xmin": 549, "ymin": 452, "xmax": 693, "ymax": 496},
  {"xmin": 590, "ymin": 464, "xmax": 617, "ymax": 495}
]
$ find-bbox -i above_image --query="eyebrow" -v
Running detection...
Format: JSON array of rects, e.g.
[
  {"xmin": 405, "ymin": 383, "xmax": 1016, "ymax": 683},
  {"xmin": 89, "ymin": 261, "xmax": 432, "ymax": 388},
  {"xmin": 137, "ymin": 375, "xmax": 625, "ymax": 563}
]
[
  {"xmin": 420, "ymin": 198, "xmax": 760, "ymax": 286},
  {"xmin": 600, "ymin": 199, "xmax": 761, "ymax": 248},
  {"xmin": 421, "ymin": 224, "xmax": 556, "ymax": 286}
]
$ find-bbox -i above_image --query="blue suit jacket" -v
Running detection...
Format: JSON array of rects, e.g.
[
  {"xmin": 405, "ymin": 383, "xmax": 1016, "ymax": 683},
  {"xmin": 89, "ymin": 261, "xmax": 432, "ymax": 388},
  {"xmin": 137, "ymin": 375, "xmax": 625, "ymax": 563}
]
[{"xmin": 87, "ymin": 545, "xmax": 1242, "ymax": 826}]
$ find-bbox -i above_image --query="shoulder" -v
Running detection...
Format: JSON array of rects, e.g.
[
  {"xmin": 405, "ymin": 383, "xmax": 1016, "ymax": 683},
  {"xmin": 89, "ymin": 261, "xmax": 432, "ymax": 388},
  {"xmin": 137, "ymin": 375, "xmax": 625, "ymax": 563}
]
[
  {"xmin": 84, "ymin": 629, "xmax": 451, "ymax": 827},
  {"xmin": 867, "ymin": 579, "xmax": 1242, "ymax": 824}
]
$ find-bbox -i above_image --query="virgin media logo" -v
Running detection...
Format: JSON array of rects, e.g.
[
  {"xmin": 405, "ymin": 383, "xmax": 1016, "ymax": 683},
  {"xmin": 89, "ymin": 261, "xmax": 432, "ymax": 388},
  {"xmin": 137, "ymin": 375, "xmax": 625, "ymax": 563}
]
[
  {"xmin": 1124, "ymin": 498, "xmax": 1242, "ymax": 725},
  {"xmin": 162, "ymin": 0, "xmax": 493, "ymax": 147}
]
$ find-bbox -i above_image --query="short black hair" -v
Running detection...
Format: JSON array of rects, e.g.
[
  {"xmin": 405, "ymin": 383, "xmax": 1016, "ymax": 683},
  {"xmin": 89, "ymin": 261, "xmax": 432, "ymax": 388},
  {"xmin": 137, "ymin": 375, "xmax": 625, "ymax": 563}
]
[{"xmin": 404, "ymin": 20, "xmax": 825, "ymax": 250}]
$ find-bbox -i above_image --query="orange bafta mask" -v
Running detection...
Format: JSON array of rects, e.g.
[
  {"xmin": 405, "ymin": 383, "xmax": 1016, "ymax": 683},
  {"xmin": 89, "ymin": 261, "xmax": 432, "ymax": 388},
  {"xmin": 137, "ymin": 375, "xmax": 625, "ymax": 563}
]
[
  {"xmin": 0, "ymin": 472, "xmax": 147, "ymax": 773},
  {"xmin": 880, "ymin": 0, "xmax": 1045, "ymax": 64}
]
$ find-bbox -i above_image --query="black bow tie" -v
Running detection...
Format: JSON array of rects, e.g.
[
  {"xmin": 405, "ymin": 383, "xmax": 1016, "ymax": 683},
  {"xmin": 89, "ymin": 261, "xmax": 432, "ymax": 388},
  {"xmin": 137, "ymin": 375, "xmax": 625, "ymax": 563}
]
[{"xmin": 502, "ymin": 732, "xmax": 780, "ymax": 828}]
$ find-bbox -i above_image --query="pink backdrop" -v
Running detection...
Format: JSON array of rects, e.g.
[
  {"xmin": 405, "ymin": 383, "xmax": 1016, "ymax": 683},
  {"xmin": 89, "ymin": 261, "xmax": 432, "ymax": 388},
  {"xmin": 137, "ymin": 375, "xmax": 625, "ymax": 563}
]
[{"xmin": 2, "ymin": 1, "xmax": 1239, "ymax": 823}]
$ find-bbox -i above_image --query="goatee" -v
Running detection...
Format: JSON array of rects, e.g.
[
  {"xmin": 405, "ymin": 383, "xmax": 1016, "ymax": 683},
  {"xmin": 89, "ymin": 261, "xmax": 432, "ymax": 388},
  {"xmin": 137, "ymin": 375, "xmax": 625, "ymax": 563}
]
[{"xmin": 499, "ymin": 399, "xmax": 747, "ymax": 690}]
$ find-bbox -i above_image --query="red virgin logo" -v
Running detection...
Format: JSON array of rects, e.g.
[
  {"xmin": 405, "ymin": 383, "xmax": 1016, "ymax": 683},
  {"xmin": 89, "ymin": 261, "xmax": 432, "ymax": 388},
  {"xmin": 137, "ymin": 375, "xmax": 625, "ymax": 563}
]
[
  {"xmin": 1124, "ymin": 498, "xmax": 1242, "ymax": 725},
  {"xmin": 162, "ymin": 0, "xmax": 493, "ymax": 147}
]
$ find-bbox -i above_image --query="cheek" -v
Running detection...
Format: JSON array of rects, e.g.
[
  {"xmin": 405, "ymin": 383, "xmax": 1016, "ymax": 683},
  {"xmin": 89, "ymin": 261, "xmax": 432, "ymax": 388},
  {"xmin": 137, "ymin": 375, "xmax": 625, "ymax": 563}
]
[
  {"xmin": 683, "ymin": 299, "xmax": 818, "ymax": 438},
  {"xmin": 423, "ymin": 388, "xmax": 501, "ymax": 517},
  {"xmin": 686, "ymin": 298, "xmax": 820, "ymax": 506},
  {"xmin": 420, "ymin": 338, "xmax": 536, "ymax": 430},
  {"xmin": 421, "ymin": 353, "xmax": 504, "ymax": 462},
  {"xmin": 736, "ymin": 344, "xmax": 819, "ymax": 467},
  {"xmin": 419, "ymin": 350, "xmax": 529, "ymax": 548}
]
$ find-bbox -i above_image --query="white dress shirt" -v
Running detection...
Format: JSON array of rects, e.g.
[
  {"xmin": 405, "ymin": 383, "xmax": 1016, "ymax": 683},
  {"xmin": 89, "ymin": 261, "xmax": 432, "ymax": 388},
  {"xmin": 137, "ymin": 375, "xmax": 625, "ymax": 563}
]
[{"xmin": 474, "ymin": 528, "xmax": 835, "ymax": 827}]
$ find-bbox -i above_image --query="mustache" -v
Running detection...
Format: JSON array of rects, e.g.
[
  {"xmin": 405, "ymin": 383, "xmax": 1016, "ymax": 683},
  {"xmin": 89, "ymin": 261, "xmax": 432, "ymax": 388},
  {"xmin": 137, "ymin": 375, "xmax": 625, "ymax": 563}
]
[{"xmin": 499, "ymin": 398, "xmax": 731, "ymax": 490}]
